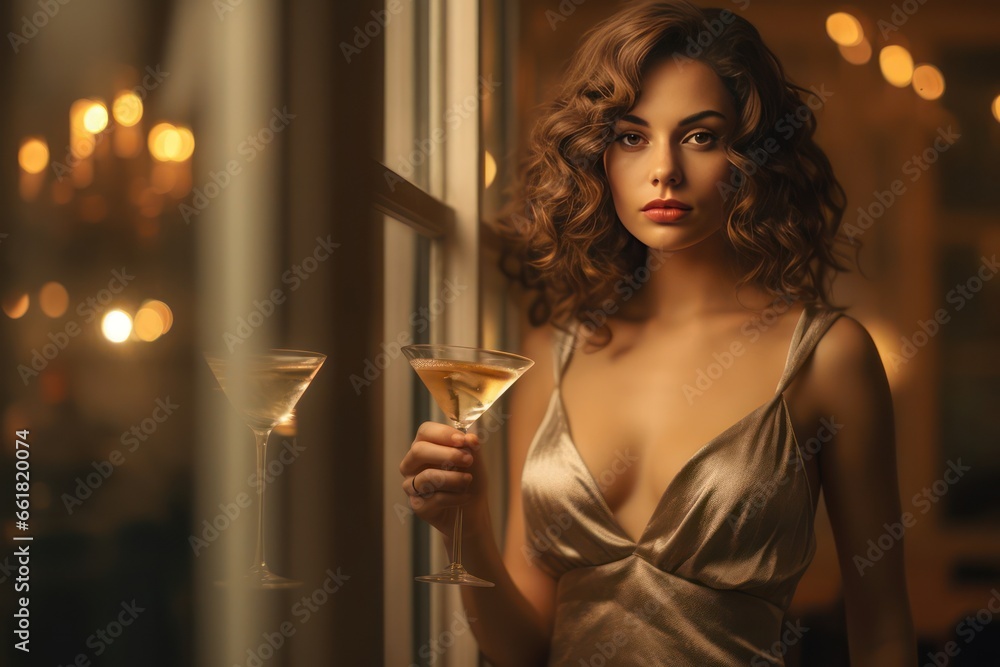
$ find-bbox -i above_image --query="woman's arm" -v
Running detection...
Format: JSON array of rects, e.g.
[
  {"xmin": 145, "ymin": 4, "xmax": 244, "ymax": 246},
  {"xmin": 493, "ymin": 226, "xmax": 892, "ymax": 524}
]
[
  {"xmin": 807, "ymin": 316, "xmax": 917, "ymax": 665},
  {"xmin": 457, "ymin": 321, "xmax": 558, "ymax": 666},
  {"xmin": 400, "ymin": 319, "xmax": 558, "ymax": 666}
]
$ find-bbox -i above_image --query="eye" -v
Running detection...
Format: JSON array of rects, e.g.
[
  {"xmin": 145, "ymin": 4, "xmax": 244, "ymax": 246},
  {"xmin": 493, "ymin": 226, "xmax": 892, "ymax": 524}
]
[
  {"xmin": 684, "ymin": 131, "xmax": 717, "ymax": 147},
  {"xmin": 615, "ymin": 132, "xmax": 644, "ymax": 148}
]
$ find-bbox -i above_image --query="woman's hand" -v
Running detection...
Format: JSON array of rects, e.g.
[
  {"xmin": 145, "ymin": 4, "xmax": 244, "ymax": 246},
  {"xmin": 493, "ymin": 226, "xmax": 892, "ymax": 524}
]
[{"xmin": 399, "ymin": 422, "xmax": 488, "ymax": 540}]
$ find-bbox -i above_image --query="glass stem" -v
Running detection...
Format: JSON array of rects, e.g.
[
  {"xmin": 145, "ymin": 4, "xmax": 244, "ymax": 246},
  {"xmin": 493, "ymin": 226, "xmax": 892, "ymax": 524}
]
[
  {"xmin": 252, "ymin": 427, "xmax": 273, "ymax": 569},
  {"xmin": 451, "ymin": 508, "xmax": 464, "ymax": 566},
  {"xmin": 450, "ymin": 425, "xmax": 467, "ymax": 567}
]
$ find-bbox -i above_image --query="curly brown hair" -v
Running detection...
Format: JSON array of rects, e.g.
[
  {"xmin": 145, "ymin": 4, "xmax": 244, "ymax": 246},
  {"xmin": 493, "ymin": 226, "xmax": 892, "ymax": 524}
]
[{"xmin": 496, "ymin": 0, "xmax": 856, "ymax": 340}]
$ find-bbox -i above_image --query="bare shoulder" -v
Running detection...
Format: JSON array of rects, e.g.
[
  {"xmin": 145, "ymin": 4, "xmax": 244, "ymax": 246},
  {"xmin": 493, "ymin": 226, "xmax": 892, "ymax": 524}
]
[
  {"xmin": 796, "ymin": 311, "xmax": 893, "ymax": 441},
  {"xmin": 808, "ymin": 312, "xmax": 914, "ymax": 654},
  {"xmin": 507, "ymin": 319, "xmax": 561, "ymax": 462},
  {"xmin": 515, "ymin": 321, "xmax": 559, "ymax": 401},
  {"xmin": 814, "ymin": 312, "xmax": 880, "ymax": 361},
  {"xmin": 519, "ymin": 320, "xmax": 558, "ymax": 366},
  {"xmin": 504, "ymin": 318, "xmax": 561, "ymax": 627}
]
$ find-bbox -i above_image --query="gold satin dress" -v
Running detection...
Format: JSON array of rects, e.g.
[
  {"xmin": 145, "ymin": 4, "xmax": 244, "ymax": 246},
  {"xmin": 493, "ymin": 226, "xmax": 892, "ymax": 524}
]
[{"xmin": 520, "ymin": 305, "xmax": 843, "ymax": 665}]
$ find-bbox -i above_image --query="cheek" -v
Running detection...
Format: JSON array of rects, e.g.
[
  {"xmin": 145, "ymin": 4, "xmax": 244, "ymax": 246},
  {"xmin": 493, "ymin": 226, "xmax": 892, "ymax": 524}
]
[
  {"xmin": 691, "ymin": 157, "xmax": 733, "ymax": 202},
  {"xmin": 712, "ymin": 159, "xmax": 734, "ymax": 186}
]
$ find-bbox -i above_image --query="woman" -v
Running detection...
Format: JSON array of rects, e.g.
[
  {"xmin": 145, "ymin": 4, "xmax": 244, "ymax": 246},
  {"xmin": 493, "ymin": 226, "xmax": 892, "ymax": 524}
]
[{"xmin": 399, "ymin": 1, "xmax": 916, "ymax": 664}]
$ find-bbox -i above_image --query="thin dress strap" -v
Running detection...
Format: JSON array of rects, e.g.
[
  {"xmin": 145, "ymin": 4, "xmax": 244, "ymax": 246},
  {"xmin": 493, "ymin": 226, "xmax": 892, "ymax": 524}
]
[{"xmin": 774, "ymin": 304, "xmax": 844, "ymax": 395}]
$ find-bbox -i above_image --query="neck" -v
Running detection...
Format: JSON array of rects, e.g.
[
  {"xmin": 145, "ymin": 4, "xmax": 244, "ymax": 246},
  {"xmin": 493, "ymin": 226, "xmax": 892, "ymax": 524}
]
[{"xmin": 621, "ymin": 229, "xmax": 771, "ymax": 325}]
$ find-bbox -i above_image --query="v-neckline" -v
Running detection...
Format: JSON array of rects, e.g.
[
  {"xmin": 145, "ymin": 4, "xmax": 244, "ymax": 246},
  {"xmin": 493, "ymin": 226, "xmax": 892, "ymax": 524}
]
[{"xmin": 554, "ymin": 306, "xmax": 808, "ymax": 546}]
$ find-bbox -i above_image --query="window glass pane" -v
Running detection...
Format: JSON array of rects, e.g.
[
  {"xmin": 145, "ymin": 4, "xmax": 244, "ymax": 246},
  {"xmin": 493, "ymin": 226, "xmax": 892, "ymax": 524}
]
[
  {"xmin": 382, "ymin": 214, "xmax": 433, "ymax": 665},
  {"xmin": 384, "ymin": 0, "xmax": 441, "ymax": 196}
]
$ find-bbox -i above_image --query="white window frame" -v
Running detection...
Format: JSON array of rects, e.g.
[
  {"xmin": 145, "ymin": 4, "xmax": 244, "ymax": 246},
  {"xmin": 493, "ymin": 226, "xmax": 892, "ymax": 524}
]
[{"xmin": 382, "ymin": 1, "xmax": 483, "ymax": 665}]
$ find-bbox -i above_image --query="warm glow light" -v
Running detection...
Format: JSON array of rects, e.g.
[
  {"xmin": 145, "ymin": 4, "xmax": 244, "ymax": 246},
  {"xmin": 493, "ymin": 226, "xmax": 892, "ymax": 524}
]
[
  {"xmin": 912, "ymin": 64, "xmax": 945, "ymax": 100},
  {"xmin": 70, "ymin": 131, "xmax": 96, "ymax": 160},
  {"xmin": 484, "ymin": 150, "xmax": 497, "ymax": 188},
  {"xmin": 838, "ymin": 37, "xmax": 872, "ymax": 65},
  {"xmin": 274, "ymin": 410, "xmax": 297, "ymax": 436},
  {"xmin": 71, "ymin": 158, "xmax": 94, "ymax": 186},
  {"xmin": 140, "ymin": 299, "xmax": 173, "ymax": 333},
  {"xmin": 112, "ymin": 91, "xmax": 143, "ymax": 127},
  {"xmin": 150, "ymin": 162, "xmax": 177, "ymax": 194},
  {"xmin": 826, "ymin": 13, "xmax": 864, "ymax": 47},
  {"xmin": 133, "ymin": 307, "xmax": 164, "ymax": 342},
  {"xmin": 174, "ymin": 126, "xmax": 195, "ymax": 161},
  {"xmin": 101, "ymin": 310, "xmax": 132, "ymax": 343},
  {"xmin": 70, "ymin": 99, "xmax": 91, "ymax": 131},
  {"xmin": 879, "ymin": 45, "xmax": 914, "ymax": 88},
  {"xmin": 70, "ymin": 100, "xmax": 98, "ymax": 160},
  {"xmin": 39, "ymin": 282, "xmax": 69, "ymax": 318},
  {"xmin": 2, "ymin": 293, "xmax": 29, "ymax": 319},
  {"xmin": 992, "ymin": 95, "xmax": 1000, "ymax": 123},
  {"xmin": 113, "ymin": 124, "xmax": 143, "ymax": 158},
  {"xmin": 82, "ymin": 101, "xmax": 109, "ymax": 133},
  {"xmin": 148, "ymin": 122, "xmax": 180, "ymax": 161},
  {"xmin": 18, "ymin": 138, "xmax": 49, "ymax": 174}
]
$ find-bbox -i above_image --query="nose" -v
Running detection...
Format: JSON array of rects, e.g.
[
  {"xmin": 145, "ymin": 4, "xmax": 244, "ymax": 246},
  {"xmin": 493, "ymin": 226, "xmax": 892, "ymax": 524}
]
[{"xmin": 650, "ymin": 146, "xmax": 682, "ymax": 187}]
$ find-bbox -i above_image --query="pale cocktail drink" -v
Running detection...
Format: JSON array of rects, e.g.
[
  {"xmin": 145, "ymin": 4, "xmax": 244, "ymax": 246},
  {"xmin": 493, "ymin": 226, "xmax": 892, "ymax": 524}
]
[
  {"xmin": 207, "ymin": 356, "xmax": 321, "ymax": 431},
  {"xmin": 205, "ymin": 349, "xmax": 325, "ymax": 588},
  {"xmin": 410, "ymin": 359, "xmax": 522, "ymax": 430},
  {"xmin": 403, "ymin": 344, "xmax": 533, "ymax": 587}
]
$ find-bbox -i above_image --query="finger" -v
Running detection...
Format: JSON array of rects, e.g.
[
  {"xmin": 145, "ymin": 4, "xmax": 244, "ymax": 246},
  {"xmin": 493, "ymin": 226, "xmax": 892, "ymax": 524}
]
[
  {"xmin": 403, "ymin": 469, "xmax": 473, "ymax": 498},
  {"xmin": 415, "ymin": 421, "xmax": 468, "ymax": 447},
  {"xmin": 463, "ymin": 431, "xmax": 481, "ymax": 452},
  {"xmin": 400, "ymin": 440, "xmax": 474, "ymax": 477}
]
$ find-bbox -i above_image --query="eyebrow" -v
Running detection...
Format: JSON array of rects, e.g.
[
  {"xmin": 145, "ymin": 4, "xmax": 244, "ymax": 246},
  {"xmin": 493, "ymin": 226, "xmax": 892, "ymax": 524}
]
[{"xmin": 620, "ymin": 110, "xmax": 727, "ymax": 127}]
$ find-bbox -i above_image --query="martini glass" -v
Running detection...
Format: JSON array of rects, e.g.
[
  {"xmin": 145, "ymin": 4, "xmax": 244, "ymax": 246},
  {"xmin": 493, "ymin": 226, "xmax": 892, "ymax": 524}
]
[
  {"xmin": 205, "ymin": 349, "xmax": 326, "ymax": 588},
  {"xmin": 402, "ymin": 344, "xmax": 533, "ymax": 587}
]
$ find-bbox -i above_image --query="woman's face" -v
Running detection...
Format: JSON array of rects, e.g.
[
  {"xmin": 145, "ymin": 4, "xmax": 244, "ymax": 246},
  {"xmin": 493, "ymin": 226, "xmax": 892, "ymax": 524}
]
[{"xmin": 603, "ymin": 57, "xmax": 737, "ymax": 253}]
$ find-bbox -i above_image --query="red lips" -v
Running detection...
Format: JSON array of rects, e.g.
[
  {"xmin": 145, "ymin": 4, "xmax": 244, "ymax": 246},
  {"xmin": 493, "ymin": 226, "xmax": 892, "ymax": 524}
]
[
  {"xmin": 642, "ymin": 198, "xmax": 692, "ymax": 211},
  {"xmin": 641, "ymin": 198, "xmax": 692, "ymax": 223}
]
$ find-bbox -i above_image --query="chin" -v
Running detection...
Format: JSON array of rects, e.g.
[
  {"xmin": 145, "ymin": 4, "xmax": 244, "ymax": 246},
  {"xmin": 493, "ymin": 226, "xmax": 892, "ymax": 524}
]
[{"xmin": 628, "ymin": 225, "xmax": 721, "ymax": 252}]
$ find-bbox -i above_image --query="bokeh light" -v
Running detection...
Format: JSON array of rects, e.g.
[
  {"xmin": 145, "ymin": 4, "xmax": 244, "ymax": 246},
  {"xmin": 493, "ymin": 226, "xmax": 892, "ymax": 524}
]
[
  {"xmin": 101, "ymin": 310, "xmax": 133, "ymax": 343},
  {"xmin": 992, "ymin": 95, "xmax": 1000, "ymax": 123},
  {"xmin": 70, "ymin": 99, "xmax": 92, "ymax": 132},
  {"xmin": 148, "ymin": 123, "xmax": 180, "ymax": 161},
  {"xmin": 18, "ymin": 138, "xmax": 49, "ymax": 174},
  {"xmin": 140, "ymin": 299, "xmax": 173, "ymax": 333},
  {"xmin": 826, "ymin": 13, "xmax": 864, "ymax": 47},
  {"xmin": 39, "ymin": 282, "xmax": 69, "ymax": 318},
  {"xmin": 838, "ymin": 37, "xmax": 872, "ymax": 65},
  {"xmin": 82, "ymin": 101, "xmax": 109, "ymax": 133},
  {"xmin": 2, "ymin": 293, "xmax": 29, "ymax": 319},
  {"xmin": 112, "ymin": 91, "xmax": 143, "ymax": 127},
  {"xmin": 134, "ymin": 306, "xmax": 165, "ymax": 342},
  {"xmin": 69, "ymin": 101, "xmax": 97, "ymax": 160},
  {"xmin": 484, "ymin": 150, "xmax": 497, "ymax": 189},
  {"xmin": 174, "ymin": 126, "xmax": 195, "ymax": 161},
  {"xmin": 879, "ymin": 45, "xmax": 914, "ymax": 88},
  {"xmin": 911, "ymin": 64, "xmax": 945, "ymax": 100}
]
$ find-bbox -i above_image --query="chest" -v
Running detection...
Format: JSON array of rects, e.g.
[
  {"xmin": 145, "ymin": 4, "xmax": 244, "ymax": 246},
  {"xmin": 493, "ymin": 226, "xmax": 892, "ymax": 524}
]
[{"xmin": 559, "ymin": 322, "xmax": 818, "ymax": 539}]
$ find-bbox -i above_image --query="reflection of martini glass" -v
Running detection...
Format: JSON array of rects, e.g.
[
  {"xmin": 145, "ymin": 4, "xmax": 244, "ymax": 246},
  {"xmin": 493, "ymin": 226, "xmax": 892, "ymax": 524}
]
[
  {"xmin": 205, "ymin": 349, "xmax": 325, "ymax": 588},
  {"xmin": 402, "ymin": 344, "xmax": 533, "ymax": 587}
]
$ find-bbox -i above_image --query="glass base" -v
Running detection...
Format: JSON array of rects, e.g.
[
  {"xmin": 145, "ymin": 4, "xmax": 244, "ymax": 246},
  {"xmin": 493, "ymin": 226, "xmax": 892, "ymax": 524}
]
[
  {"xmin": 215, "ymin": 565, "xmax": 302, "ymax": 589},
  {"xmin": 416, "ymin": 562, "xmax": 494, "ymax": 587}
]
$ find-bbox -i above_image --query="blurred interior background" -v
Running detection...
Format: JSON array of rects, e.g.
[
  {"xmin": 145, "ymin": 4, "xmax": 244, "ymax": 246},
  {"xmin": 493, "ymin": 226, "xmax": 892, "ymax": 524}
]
[{"xmin": 0, "ymin": 0, "xmax": 997, "ymax": 665}]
